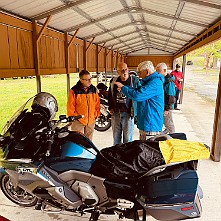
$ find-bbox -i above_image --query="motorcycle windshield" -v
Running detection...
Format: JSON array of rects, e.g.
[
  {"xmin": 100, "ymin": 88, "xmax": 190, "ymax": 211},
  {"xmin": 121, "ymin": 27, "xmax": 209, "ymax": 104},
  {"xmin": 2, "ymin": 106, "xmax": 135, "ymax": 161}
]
[{"xmin": 1, "ymin": 96, "xmax": 35, "ymax": 136}]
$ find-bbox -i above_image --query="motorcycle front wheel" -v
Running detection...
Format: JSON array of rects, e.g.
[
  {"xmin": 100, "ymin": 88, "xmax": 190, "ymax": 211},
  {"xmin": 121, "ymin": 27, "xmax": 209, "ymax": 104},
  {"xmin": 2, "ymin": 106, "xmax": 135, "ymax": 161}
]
[
  {"xmin": 95, "ymin": 114, "xmax": 111, "ymax": 132},
  {"xmin": 0, "ymin": 174, "xmax": 38, "ymax": 207}
]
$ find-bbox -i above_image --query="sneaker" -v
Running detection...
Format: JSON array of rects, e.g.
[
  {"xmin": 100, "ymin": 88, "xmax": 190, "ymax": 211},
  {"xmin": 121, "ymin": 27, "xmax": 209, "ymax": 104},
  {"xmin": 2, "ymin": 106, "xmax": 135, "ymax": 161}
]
[{"xmin": 174, "ymin": 108, "xmax": 180, "ymax": 110}]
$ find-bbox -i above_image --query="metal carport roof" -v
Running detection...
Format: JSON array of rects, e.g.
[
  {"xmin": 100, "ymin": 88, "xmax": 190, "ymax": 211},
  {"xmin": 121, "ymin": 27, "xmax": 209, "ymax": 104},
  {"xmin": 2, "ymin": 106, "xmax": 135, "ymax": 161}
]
[{"xmin": 0, "ymin": 0, "xmax": 220, "ymax": 56}]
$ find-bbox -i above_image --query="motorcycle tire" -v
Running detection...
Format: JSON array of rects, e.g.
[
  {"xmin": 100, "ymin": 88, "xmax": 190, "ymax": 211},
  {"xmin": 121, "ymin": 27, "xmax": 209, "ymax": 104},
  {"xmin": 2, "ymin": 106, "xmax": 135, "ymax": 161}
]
[
  {"xmin": 0, "ymin": 174, "xmax": 38, "ymax": 207},
  {"xmin": 95, "ymin": 115, "xmax": 111, "ymax": 132}
]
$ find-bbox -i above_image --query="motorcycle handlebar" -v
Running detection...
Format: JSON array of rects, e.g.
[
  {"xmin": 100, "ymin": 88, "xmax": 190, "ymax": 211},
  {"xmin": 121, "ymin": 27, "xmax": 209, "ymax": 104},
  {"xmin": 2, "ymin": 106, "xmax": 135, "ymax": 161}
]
[
  {"xmin": 45, "ymin": 115, "xmax": 84, "ymax": 156},
  {"xmin": 68, "ymin": 115, "xmax": 84, "ymax": 122}
]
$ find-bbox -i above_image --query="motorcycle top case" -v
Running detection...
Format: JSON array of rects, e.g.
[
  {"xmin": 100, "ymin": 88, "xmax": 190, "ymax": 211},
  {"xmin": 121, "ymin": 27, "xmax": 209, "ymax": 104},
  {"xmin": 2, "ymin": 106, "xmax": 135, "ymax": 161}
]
[{"xmin": 136, "ymin": 162, "xmax": 198, "ymax": 205}]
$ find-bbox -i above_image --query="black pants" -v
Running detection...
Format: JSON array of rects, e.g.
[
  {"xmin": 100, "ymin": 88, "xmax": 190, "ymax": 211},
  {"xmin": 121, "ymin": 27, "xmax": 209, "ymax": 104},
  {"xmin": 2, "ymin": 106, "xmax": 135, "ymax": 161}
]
[{"xmin": 174, "ymin": 88, "xmax": 180, "ymax": 108}]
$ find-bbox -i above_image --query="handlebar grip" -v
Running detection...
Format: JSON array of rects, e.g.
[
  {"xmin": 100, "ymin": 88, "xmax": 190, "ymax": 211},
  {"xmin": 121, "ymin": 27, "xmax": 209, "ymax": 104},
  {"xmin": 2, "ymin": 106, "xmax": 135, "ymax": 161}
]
[{"xmin": 68, "ymin": 115, "xmax": 84, "ymax": 122}]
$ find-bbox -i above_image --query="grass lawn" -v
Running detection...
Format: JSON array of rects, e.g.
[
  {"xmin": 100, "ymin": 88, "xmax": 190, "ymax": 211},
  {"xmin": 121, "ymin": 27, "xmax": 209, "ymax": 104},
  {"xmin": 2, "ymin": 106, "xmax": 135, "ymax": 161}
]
[{"xmin": 0, "ymin": 74, "xmax": 98, "ymax": 132}]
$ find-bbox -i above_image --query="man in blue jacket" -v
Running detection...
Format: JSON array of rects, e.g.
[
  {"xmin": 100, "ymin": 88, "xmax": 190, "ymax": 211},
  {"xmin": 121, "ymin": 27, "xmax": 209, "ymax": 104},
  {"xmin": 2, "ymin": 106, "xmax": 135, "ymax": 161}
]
[{"xmin": 114, "ymin": 61, "xmax": 167, "ymax": 140}]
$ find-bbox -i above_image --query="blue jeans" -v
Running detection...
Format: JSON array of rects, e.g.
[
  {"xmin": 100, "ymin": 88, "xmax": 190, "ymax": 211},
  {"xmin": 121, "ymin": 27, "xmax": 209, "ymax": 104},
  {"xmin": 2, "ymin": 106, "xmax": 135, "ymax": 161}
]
[{"xmin": 111, "ymin": 112, "xmax": 134, "ymax": 145}]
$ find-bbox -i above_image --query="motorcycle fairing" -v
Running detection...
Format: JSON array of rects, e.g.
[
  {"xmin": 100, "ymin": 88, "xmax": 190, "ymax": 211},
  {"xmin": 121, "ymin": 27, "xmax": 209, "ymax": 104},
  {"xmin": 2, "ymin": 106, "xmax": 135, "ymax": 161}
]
[
  {"xmin": 61, "ymin": 142, "xmax": 96, "ymax": 159},
  {"xmin": 44, "ymin": 157, "xmax": 95, "ymax": 173},
  {"xmin": 1, "ymin": 96, "xmax": 35, "ymax": 135},
  {"xmin": 57, "ymin": 131, "xmax": 99, "ymax": 154},
  {"xmin": 0, "ymin": 158, "xmax": 36, "ymax": 172},
  {"xmin": 37, "ymin": 164, "xmax": 82, "ymax": 206},
  {"xmin": 58, "ymin": 170, "xmax": 109, "ymax": 205}
]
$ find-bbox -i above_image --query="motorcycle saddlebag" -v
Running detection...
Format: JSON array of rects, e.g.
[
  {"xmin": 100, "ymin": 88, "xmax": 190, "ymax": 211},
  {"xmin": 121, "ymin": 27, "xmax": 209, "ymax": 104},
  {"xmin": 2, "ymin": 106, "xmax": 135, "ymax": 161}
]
[{"xmin": 136, "ymin": 162, "xmax": 202, "ymax": 220}]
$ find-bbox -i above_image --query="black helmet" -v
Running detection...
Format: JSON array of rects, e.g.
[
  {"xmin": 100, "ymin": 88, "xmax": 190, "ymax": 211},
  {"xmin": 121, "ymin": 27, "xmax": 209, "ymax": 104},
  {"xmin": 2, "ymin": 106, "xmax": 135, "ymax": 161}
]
[
  {"xmin": 32, "ymin": 92, "xmax": 58, "ymax": 120},
  {"xmin": 176, "ymin": 64, "xmax": 180, "ymax": 68},
  {"xmin": 97, "ymin": 83, "xmax": 108, "ymax": 91}
]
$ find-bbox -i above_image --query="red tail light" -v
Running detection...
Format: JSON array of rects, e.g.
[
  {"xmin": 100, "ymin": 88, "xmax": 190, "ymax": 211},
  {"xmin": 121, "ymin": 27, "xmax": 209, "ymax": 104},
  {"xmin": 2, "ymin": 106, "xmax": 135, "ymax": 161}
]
[{"xmin": 181, "ymin": 206, "xmax": 194, "ymax": 211}]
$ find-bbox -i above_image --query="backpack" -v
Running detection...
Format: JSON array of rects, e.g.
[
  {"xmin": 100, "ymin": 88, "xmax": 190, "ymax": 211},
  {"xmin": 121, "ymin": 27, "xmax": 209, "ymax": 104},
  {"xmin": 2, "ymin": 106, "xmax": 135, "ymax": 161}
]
[{"xmin": 164, "ymin": 75, "xmax": 176, "ymax": 105}]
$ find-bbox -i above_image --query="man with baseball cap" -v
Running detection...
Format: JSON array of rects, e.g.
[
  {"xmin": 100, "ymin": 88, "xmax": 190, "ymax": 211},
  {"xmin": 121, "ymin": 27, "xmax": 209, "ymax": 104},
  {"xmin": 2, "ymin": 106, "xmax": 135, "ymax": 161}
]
[{"xmin": 170, "ymin": 64, "xmax": 183, "ymax": 110}]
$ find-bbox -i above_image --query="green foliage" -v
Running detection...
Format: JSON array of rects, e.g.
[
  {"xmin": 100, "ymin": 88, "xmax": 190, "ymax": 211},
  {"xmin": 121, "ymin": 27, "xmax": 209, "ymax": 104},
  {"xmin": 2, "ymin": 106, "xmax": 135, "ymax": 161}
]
[
  {"xmin": 188, "ymin": 40, "xmax": 221, "ymax": 69},
  {"xmin": 0, "ymin": 75, "xmax": 97, "ymax": 133},
  {"xmin": 186, "ymin": 55, "xmax": 204, "ymax": 67}
]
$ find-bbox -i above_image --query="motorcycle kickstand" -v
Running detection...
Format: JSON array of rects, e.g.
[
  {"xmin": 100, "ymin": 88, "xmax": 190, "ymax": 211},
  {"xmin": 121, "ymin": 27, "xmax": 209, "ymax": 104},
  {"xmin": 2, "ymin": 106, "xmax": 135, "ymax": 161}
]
[
  {"xmin": 133, "ymin": 204, "xmax": 139, "ymax": 221},
  {"xmin": 142, "ymin": 209, "xmax": 146, "ymax": 221},
  {"xmin": 89, "ymin": 209, "xmax": 100, "ymax": 221},
  {"xmin": 35, "ymin": 198, "xmax": 44, "ymax": 210},
  {"xmin": 133, "ymin": 205, "xmax": 146, "ymax": 221}
]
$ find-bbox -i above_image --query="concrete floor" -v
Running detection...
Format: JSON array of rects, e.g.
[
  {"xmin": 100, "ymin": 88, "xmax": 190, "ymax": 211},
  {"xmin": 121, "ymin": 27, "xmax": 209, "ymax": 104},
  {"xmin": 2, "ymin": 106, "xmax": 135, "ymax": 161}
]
[{"xmin": 0, "ymin": 67, "xmax": 221, "ymax": 221}]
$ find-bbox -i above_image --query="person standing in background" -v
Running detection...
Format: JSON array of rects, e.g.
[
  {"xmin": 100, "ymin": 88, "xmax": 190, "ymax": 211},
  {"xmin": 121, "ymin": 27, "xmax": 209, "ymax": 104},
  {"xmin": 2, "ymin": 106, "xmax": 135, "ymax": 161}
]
[
  {"xmin": 114, "ymin": 61, "xmax": 167, "ymax": 140},
  {"xmin": 163, "ymin": 73, "xmax": 176, "ymax": 134},
  {"xmin": 170, "ymin": 64, "xmax": 183, "ymax": 110},
  {"xmin": 67, "ymin": 70, "xmax": 100, "ymax": 141},
  {"xmin": 108, "ymin": 62, "xmax": 140, "ymax": 145}
]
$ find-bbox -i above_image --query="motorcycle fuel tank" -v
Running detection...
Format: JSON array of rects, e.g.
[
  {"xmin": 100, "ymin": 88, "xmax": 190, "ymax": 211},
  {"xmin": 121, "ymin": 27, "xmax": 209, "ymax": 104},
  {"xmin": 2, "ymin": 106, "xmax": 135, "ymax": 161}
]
[{"xmin": 61, "ymin": 142, "xmax": 96, "ymax": 159}]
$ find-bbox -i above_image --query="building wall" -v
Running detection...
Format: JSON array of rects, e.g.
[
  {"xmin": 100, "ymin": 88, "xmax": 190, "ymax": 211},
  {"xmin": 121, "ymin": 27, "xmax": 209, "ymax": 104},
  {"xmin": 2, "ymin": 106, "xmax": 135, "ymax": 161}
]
[
  {"xmin": 126, "ymin": 55, "xmax": 174, "ymax": 70},
  {"xmin": 0, "ymin": 12, "xmax": 171, "ymax": 78}
]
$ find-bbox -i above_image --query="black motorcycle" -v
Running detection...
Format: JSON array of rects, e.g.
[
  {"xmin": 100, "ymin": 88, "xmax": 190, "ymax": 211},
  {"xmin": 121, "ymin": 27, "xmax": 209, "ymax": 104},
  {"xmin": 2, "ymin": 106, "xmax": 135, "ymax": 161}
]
[
  {"xmin": 0, "ymin": 95, "xmax": 207, "ymax": 221},
  {"xmin": 95, "ymin": 83, "xmax": 111, "ymax": 132}
]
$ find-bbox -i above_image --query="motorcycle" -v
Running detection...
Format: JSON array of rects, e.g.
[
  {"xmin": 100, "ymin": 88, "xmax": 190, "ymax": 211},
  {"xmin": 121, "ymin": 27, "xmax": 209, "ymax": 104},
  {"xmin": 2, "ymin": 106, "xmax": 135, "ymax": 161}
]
[
  {"xmin": 0, "ymin": 95, "xmax": 205, "ymax": 221},
  {"xmin": 95, "ymin": 83, "xmax": 111, "ymax": 132}
]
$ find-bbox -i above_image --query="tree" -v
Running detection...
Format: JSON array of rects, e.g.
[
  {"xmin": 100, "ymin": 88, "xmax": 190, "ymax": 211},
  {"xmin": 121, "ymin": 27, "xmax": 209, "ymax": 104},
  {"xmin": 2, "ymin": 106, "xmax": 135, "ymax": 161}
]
[{"xmin": 191, "ymin": 40, "xmax": 221, "ymax": 69}]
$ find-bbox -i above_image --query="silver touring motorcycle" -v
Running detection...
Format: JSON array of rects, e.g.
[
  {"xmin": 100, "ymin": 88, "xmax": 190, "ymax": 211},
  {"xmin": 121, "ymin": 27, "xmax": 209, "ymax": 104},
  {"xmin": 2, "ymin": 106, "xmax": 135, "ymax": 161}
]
[{"xmin": 0, "ymin": 92, "xmax": 205, "ymax": 221}]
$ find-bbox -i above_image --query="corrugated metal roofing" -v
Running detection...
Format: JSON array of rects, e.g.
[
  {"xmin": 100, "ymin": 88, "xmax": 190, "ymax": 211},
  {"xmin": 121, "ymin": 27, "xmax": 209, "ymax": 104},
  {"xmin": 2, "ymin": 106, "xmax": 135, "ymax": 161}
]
[{"xmin": 0, "ymin": 0, "xmax": 220, "ymax": 56}]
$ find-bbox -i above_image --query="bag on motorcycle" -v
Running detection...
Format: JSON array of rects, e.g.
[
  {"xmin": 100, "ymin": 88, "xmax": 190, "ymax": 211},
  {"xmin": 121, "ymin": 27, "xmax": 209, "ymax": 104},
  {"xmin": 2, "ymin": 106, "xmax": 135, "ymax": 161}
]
[{"xmin": 90, "ymin": 140, "xmax": 165, "ymax": 180}]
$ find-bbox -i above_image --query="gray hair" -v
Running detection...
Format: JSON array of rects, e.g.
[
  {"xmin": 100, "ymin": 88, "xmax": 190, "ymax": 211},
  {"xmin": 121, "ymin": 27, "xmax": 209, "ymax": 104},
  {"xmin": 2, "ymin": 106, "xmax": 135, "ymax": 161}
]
[
  {"xmin": 156, "ymin": 63, "xmax": 167, "ymax": 72},
  {"xmin": 137, "ymin": 61, "xmax": 155, "ymax": 73}
]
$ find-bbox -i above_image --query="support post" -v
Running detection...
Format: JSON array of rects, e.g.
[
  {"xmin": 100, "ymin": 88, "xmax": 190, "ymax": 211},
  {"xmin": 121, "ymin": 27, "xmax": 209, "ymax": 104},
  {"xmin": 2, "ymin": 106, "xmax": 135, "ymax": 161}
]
[
  {"xmin": 104, "ymin": 48, "xmax": 107, "ymax": 73},
  {"xmin": 65, "ymin": 29, "xmax": 79, "ymax": 97},
  {"xmin": 96, "ymin": 44, "xmax": 99, "ymax": 74},
  {"xmin": 32, "ymin": 15, "xmax": 51, "ymax": 93},
  {"xmin": 76, "ymin": 44, "xmax": 79, "ymax": 72},
  {"xmin": 211, "ymin": 67, "xmax": 221, "ymax": 161},
  {"xmin": 86, "ymin": 37, "xmax": 95, "ymax": 52},
  {"xmin": 180, "ymin": 54, "xmax": 186, "ymax": 104},
  {"xmin": 65, "ymin": 32, "xmax": 70, "ymax": 97},
  {"xmin": 32, "ymin": 20, "xmax": 41, "ymax": 93},
  {"xmin": 83, "ymin": 40, "xmax": 87, "ymax": 69},
  {"xmin": 98, "ymin": 42, "xmax": 106, "ymax": 54},
  {"xmin": 111, "ymin": 50, "xmax": 114, "ymax": 71}
]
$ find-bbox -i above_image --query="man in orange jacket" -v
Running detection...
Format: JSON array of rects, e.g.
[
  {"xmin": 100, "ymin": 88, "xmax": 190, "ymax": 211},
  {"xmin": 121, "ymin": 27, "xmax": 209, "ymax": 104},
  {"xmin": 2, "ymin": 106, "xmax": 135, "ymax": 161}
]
[{"xmin": 67, "ymin": 70, "xmax": 100, "ymax": 140}]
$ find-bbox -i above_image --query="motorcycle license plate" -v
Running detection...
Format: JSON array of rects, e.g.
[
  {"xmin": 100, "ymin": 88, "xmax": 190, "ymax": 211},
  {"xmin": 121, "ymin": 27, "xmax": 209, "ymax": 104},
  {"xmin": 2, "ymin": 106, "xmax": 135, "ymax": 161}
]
[{"xmin": 16, "ymin": 167, "xmax": 37, "ymax": 174}]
